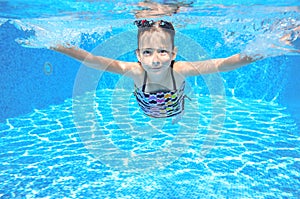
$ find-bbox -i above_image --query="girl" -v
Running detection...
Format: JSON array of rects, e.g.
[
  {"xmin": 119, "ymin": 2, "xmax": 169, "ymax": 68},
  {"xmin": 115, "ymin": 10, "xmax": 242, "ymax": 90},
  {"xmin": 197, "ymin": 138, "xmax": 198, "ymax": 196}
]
[{"xmin": 51, "ymin": 20, "xmax": 265, "ymax": 122}]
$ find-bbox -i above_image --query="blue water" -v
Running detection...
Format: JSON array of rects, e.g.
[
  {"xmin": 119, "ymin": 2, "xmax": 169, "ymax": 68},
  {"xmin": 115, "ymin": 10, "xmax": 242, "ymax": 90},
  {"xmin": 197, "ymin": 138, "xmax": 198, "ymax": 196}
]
[
  {"xmin": 1, "ymin": 90, "xmax": 299, "ymax": 198},
  {"xmin": 1, "ymin": 1, "xmax": 300, "ymax": 198}
]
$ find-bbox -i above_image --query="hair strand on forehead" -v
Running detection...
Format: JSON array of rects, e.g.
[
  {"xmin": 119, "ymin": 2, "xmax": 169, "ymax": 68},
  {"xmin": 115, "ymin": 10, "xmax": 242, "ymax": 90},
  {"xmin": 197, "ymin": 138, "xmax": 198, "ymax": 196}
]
[{"xmin": 136, "ymin": 20, "xmax": 175, "ymax": 49}]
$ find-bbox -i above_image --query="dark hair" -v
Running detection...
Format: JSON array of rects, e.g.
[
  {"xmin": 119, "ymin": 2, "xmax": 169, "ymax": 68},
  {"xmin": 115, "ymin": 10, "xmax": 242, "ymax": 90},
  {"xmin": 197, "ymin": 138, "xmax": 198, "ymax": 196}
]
[{"xmin": 134, "ymin": 20, "xmax": 175, "ymax": 49}]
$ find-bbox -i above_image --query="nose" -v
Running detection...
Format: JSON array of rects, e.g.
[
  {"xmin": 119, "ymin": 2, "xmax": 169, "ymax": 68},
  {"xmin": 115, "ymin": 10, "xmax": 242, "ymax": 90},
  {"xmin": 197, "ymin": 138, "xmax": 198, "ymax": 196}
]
[{"xmin": 152, "ymin": 52, "xmax": 160, "ymax": 66}]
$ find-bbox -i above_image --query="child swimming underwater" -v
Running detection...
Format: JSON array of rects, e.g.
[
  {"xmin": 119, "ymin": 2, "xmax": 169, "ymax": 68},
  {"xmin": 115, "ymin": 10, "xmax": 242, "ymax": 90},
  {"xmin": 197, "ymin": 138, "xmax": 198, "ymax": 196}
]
[{"xmin": 51, "ymin": 19, "xmax": 295, "ymax": 122}]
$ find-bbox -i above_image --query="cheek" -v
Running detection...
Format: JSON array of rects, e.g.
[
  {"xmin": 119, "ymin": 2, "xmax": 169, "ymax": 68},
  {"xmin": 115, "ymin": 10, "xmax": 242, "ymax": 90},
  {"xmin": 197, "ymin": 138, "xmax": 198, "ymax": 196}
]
[
  {"xmin": 162, "ymin": 55, "xmax": 172, "ymax": 61},
  {"xmin": 139, "ymin": 61, "xmax": 150, "ymax": 69},
  {"xmin": 139, "ymin": 53, "xmax": 172, "ymax": 65},
  {"xmin": 142, "ymin": 58, "xmax": 170, "ymax": 67},
  {"xmin": 140, "ymin": 57, "xmax": 152, "ymax": 65},
  {"xmin": 160, "ymin": 56, "xmax": 173, "ymax": 65}
]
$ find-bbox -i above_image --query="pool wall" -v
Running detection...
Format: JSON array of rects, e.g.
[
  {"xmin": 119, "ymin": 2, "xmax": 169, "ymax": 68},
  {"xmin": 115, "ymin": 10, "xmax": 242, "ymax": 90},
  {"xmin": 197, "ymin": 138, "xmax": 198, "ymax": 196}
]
[
  {"xmin": 0, "ymin": 21, "xmax": 299, "ymax": 124},
  {"xmin": 0, "ymin": 22, "xmax": 79, "ymax": 121},
  {"xmin": 281, "ymin": 55, "xmax": 300, "ymax": 125}
]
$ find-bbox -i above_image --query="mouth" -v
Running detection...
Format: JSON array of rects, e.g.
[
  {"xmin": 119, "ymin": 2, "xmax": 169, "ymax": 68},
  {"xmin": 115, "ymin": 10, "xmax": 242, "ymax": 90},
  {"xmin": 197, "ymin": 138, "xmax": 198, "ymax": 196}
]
[
  {"xmin": 152, "ymin": 67, "xmax": 161, "ymax": 70},
  {"xmin": 150, "ymin": 67, "xmax": 163, "ymax": 72},
  {"xmin": 151, "ymin": 64, "xmax": 164, "ymax": 70}
]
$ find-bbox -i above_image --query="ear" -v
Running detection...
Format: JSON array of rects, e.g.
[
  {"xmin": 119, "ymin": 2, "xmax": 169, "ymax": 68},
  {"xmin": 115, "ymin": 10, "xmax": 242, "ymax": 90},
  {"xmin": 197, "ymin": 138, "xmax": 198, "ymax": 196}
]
[
  {"xmin": 172, "ymin": 47, "xmax": 178, "ymax": 60},
  {"xmin": 136, "ymin": 49, "xmax": 141, "ymax": 62}
]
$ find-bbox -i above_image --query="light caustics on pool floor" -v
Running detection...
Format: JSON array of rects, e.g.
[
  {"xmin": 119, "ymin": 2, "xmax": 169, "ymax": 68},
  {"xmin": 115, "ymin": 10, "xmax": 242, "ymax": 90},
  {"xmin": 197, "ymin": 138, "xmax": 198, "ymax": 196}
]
[{"xmin": 0, "ymin": 90, "xmax": 299, "ymax": 198}]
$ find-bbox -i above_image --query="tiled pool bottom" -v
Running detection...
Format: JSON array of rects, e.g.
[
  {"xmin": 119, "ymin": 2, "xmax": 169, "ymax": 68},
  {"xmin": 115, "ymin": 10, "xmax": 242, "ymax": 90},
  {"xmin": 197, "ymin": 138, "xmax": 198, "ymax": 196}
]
[{"xmin": 0, "ymin": 90, "xmax": 299, "ymax": 199}]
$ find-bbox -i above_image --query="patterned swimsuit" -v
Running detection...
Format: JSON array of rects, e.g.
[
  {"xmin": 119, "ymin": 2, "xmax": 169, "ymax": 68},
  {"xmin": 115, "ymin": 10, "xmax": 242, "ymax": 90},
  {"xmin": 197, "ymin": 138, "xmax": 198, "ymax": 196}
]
[{"xmin": 134, "ymin": 61, "xmax": 186, "ymax": 118}]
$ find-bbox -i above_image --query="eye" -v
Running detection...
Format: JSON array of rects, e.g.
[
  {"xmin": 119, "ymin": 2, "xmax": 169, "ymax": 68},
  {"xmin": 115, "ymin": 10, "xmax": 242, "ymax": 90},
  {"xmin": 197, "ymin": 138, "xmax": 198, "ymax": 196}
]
[
  {"xmin": 158, "ymin": 49, "xmax": 169, "ymax": 55},
  {"xmin": 142, "ymin": 50, "xmax": 153, "ymax": 56}
]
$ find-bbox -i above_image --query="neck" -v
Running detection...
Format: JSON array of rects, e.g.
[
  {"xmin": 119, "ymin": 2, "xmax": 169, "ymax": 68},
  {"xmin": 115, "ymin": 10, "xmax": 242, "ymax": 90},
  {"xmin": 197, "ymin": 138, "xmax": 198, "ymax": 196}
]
[
  {"xmin": 144, "ymin": 67, "xmax": 173, "ymax": 92},
  {"xmin": 146, "ymin": 67, "xmax": 171, "ymax": 84}
]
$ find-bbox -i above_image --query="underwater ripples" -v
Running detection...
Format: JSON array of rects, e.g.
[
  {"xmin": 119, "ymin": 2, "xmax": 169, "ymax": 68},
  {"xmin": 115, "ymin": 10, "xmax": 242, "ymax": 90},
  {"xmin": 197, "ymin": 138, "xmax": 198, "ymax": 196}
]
[{"xmin": 0, "ymin": 90, "xmax": 299, "ymax": 198}]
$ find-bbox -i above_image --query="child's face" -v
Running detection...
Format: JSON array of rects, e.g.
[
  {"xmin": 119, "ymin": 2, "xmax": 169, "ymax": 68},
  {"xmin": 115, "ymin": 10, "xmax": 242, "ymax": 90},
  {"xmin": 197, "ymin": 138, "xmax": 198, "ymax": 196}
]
[{"xmin": 136, "ymin": 30, "xmax": 176, "ymax": 74}]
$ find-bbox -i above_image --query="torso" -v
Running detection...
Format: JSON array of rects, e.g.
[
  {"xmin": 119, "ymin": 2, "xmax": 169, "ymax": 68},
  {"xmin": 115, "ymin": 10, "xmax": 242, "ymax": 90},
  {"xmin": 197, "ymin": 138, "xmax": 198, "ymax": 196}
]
[{"xmin": 133, "ymin": 61, "xmax": 186, "ymax": 118}]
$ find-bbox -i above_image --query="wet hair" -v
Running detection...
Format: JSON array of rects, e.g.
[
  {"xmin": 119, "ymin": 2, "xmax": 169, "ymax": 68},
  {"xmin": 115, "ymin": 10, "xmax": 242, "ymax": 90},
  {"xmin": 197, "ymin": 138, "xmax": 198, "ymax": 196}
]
[{"xmin": 134, "ymin": 20, "xmax": 175, "ymax": 49}]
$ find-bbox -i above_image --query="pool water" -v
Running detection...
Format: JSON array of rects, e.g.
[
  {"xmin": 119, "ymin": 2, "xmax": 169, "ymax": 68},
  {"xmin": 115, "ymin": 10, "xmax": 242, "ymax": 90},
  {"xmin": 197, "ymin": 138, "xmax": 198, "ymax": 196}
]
[
  {"xmin": 1, "ymin": 90, "xmax": 299, "ymax": 198},
  {"xmin": 1, "ymin": 1, "xmax": 300, "ymax": 198}
]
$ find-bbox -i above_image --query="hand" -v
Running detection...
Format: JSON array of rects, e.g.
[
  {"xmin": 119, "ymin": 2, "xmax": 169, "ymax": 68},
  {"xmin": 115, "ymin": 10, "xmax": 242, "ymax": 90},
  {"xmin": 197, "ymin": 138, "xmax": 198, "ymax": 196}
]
[{"xmin": 277, "ymin": 25, "xmax": 300, "ymax": 53}]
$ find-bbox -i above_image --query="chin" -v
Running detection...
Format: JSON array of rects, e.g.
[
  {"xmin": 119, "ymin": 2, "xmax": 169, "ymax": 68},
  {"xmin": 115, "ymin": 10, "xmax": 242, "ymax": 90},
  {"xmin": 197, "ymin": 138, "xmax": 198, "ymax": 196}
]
[
  {"xmin": 150, "ymin": 68, "xmax": 162, "ymax": 72},
  {"xmin": 150, "ymin": 67, "xmax": 168, "ymax": 73}
]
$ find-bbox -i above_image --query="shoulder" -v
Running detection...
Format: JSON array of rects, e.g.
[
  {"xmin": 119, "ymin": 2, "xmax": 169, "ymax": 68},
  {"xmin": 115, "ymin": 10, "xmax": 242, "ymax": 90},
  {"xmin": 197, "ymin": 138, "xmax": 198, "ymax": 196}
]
[
  {"xmin": 173, "ymin": 61, "xmax": 190, "ymax": 77},
  {"xmin": 121, "ymin": 61, "xmax": 143, "ymax": 75},
  {"xmin": 172, "ymin": 61, "xmax": 186, "ymax": 87},
  {"xmin": 173, "ymin": 60, "xmax": 219, "ymax": 76},
  {"xmin": 122, "ymin": 61, "xmax": 144, "ymax": 84}
]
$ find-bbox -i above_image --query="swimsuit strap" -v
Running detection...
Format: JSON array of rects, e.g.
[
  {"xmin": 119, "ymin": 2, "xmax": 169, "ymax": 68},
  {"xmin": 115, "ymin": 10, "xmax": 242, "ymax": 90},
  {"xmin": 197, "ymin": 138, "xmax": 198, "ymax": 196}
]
[
  {"xmin": 138, "ymin": 61, "xmax": 148, "ymax": 92},
  {"xmin": 141, "ymin": 60, "xmax": 176, "ymax": 92},
  {"xmin": 142, "ymin": 71, "xmax": 147, "ymax": 92},
  {"xmin": 170, "ymin": 60, "xmax": 176, "ymax": 90}
]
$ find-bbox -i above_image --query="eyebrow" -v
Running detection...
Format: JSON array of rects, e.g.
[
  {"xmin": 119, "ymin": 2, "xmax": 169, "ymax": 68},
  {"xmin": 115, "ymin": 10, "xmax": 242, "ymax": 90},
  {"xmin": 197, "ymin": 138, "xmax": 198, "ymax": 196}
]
[{"xmin": 140, "ymin": 47, "xmax": 171, "ymax": 50}]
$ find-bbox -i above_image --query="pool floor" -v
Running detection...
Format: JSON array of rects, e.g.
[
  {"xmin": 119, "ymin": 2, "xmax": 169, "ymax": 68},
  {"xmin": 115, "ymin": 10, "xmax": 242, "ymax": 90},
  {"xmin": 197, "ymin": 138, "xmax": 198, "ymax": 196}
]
[{"xmin": 0, "ymin": 89, "xmax": 299, "ymax": 198}]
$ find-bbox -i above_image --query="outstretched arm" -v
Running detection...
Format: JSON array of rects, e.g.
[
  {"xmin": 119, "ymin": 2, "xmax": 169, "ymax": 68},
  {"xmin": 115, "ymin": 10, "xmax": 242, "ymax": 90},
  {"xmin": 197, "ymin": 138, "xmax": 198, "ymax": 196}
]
[
  {"xmin": 176, "ymin": 53, "xmax": 257, "ymax": 76},
  {"xmin": 176, "ymin": 25, "xmax": 300, "ymax": 77},
  {"xmin": 51, "ymin": 45, "xmax": 139, "ymax": 76}
]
